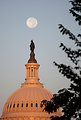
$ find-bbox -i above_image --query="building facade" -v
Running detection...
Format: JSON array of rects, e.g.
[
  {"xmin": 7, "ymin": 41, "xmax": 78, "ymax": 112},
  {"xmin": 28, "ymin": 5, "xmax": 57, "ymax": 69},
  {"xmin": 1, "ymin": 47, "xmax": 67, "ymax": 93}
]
[{"xmin": 0, "ymin": 40, "xmax": 61, "ymax": 120}]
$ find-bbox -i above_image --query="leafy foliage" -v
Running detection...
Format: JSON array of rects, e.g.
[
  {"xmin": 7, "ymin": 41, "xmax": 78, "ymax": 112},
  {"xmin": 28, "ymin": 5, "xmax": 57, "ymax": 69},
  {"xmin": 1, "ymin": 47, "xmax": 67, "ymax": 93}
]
[
  {"xmin": 70, "ymin": 0, "xmax": 81, "ymax": 25},
  {"xmin": 41, "ymin": 0, "xmax": 81, "ymax": 119}
]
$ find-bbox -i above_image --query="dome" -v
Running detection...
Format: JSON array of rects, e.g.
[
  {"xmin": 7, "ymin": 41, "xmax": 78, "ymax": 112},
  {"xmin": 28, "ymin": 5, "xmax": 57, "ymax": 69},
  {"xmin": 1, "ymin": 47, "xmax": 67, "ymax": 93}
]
[
  {"xmin": 2, "ymin": 85, "xmax": 54, "ymax": 119},
  {"xmin": 1, "ymin": 41, "xmax": 61, "ymax": 120}
]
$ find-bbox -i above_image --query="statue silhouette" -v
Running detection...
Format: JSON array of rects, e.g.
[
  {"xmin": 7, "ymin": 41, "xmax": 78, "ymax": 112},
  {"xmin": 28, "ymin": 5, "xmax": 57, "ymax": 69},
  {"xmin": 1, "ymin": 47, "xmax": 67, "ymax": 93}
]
[
  {"xmin": 28, "ymin": 40, "xmax": 37, "ymax": 63},
  {"xmin": 30, "ymin": 40, "xmax": 35, "ymax": 52}
]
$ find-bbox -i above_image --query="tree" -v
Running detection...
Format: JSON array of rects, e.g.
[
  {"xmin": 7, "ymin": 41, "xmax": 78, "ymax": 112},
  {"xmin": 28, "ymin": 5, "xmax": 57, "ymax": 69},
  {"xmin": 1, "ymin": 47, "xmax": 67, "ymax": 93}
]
[{"xmin": 41, "ymin": 0, "xmax": 81, "ymax": 119}]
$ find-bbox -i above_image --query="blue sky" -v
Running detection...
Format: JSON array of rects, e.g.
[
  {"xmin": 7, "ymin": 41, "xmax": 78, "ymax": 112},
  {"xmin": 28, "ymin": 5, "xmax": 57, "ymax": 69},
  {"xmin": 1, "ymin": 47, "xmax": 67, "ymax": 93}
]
[{"xmin": 0, "ymin": 0, "xmax": 78, "ymax": 115}]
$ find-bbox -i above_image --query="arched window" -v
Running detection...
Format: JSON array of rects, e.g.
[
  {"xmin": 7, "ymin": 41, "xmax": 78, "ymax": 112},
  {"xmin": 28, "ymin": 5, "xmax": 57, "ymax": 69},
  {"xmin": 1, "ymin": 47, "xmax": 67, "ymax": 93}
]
[
  {"xmin": 10, "ymin": 104, "xmax": 12, "ymax": 108},
  {"xmin": 31, "ymin": 103, "xmax": 33, "ymax": 107},
  {"xmin": 13, "ymin": 104, "xmax": 15, "ymax": 108},
  {"xmin": 26, "ymin": 103, "xmax": 28, "ymax": 107},
  {"xmin": 31, "ymin": 68, "xmax": 33, "ymax": 77},
  {"xmin": 40, "ymin": 104, "xmax": 43, "ymax": 108},
  {"xmin": 21, "ymin": 103, "xmax": 23, "ymax": 107},
  {"xmin": 17, "ymin": 104, "xmax": 19, "ymax": 107},
  {"xmin": 36, "ymin": 103, "xmax": 38, "ymax": 107}
]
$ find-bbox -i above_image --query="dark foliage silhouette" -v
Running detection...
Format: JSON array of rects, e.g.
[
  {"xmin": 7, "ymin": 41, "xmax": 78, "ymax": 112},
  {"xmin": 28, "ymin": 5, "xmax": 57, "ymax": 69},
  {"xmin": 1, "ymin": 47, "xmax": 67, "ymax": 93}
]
[{"xmin": 41, "ymin": 0, "xmax": 81, "ymax": 119}]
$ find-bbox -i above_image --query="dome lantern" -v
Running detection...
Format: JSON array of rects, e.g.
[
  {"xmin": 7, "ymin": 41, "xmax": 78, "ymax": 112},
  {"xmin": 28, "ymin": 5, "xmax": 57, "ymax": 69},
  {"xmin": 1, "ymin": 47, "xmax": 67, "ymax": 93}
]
[{"xmin": 21, "ymin": 40, "xmax": 43, "ymax": 87}]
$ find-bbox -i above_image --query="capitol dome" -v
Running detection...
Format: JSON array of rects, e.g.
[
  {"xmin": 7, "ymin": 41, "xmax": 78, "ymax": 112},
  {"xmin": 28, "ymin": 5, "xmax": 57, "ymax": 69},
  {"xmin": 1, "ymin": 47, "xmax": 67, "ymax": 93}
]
[{"xmin": 0, "ymin": 40, "xmax": 61, "ymax": 120}]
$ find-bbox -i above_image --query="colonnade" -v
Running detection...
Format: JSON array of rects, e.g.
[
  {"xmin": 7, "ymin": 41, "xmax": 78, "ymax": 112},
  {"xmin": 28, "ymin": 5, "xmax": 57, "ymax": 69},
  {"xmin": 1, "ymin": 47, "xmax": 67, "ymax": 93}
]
[
  {"xmin": 27, "ymin": 67, "xmax": 38, "ymax": 78},
  {"xmin": 25, "ymin": 63, "xmax": 39, "ymax": 81}
]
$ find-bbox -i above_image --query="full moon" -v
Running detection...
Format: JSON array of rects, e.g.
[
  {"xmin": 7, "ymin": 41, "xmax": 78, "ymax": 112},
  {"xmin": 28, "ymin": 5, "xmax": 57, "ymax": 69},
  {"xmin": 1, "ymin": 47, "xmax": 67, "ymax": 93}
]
[{"xmin": 26, "ymin": 17, "xmax": 38, "ymax": 29}]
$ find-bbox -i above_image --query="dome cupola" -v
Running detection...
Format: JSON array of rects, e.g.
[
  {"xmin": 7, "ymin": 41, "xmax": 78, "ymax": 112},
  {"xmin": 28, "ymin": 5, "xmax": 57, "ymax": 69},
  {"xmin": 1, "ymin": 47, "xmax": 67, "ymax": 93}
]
[{"xmin": 22, "ymin": 40, "xmax": 43, "ymax": 87}]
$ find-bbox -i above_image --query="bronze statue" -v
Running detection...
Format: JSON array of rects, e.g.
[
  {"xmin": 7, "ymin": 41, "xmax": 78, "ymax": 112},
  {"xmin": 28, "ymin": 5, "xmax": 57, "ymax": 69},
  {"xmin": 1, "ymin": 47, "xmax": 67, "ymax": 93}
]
[
  {"xmin": 30, "ymin": 40, "xmax": 35, "ymax": 52},
  {"xmin": 28, "ymin": 40, "xmax": 37, "ymax": 63}
]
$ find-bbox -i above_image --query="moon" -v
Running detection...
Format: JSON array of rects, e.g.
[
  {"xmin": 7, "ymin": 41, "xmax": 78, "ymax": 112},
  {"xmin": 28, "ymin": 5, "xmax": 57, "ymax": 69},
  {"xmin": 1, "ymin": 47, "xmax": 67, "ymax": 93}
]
[{"xmin": 26, "ymin": 17, "xmax": 38, "ymax": 29}]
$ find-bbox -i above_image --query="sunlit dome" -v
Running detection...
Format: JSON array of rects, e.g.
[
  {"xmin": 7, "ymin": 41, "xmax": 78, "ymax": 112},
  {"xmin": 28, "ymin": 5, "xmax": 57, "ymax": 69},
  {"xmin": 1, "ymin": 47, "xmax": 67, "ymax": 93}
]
[{"xmin": 0, "ymin": 40, "xmax": 61, "ymax": 120}]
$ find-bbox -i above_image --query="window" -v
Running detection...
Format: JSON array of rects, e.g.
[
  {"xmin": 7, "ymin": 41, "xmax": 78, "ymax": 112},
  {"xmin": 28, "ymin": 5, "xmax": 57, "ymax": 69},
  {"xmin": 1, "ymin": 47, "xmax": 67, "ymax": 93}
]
[
  {"xmin": 29, "ymin": 68, "xmax": 30, "ymax": 77},
  {"xmin": 7, "ymin": 104, "xmax": 9, "ymax": 109},
  {"xmin": 21, "ymin": 103, "xmax": 23, "ymax": 107},
  {"xmin": 10, "ymin": 104, "xmax": 12, "ymax": 108},
  {"xmin": 36, "ymin": 103, "xmax": 38, "ymax": 107},
  {"xmin": 31, "ymin": 103, "xmax": 33, "ymax": 107},
  {"xmin": 26, "ymin": 103, "xmax": 28, "ymax": 107},
  {"xmin": 31, "ymin": 69, "xmax": 33, "ymax": 77},
  {"xmin": 40, "ymin": 104, "xmax": 43, "ymax": 108},
  {"xmin": 17, "ymin": 104, "xmax": 19, "ymax": 107},
  {"xmin": 13, "ymin": 104, "xmax": 15, "ymax": 108}
]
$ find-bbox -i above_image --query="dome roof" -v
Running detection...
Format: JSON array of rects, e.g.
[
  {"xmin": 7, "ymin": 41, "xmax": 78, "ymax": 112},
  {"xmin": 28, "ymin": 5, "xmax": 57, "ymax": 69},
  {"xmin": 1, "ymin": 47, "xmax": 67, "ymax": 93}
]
[
  {"xmin": 2, "ymin": 85, "xmax": 61, "ymax": 119},
  {"xmin": 3, "ymin": 86, "xmax": 52, "ymax": 114}
]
